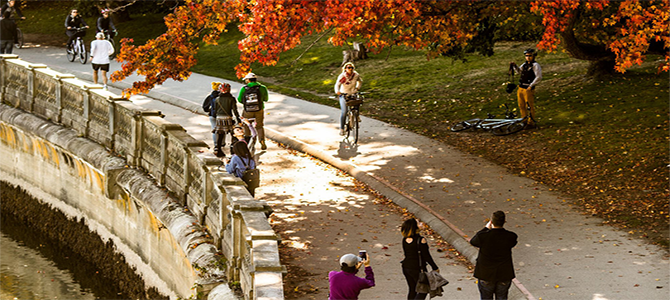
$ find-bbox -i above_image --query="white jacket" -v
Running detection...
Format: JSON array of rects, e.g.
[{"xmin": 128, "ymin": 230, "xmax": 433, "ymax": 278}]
[
  {"xmin": 90, "ymin": 39, "xmax": 114, "ymax": 65},
  {"xmin": 334, "ymin": 71, "xmax": 362, "ymax": 95}
]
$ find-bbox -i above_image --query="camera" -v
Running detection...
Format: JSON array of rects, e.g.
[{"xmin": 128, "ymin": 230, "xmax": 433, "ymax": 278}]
[{"xmin": 359, "ymin": 250, "xmax": 367, "ymax": 260}]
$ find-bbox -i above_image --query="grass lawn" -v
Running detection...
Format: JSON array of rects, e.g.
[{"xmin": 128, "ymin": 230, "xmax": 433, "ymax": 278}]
[{"xmin": 21, "ymin": 8, "xmax": 669, "ymax": 247}]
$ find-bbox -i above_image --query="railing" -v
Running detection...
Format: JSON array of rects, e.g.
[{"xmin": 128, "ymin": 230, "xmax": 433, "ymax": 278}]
[{"xmin": 0, "ymin": 54, "xmax": 284, "ymax": 300}]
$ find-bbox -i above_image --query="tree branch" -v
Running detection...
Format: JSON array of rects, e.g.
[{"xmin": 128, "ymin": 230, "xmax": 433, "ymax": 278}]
[{"xmin": 291, "ymin": 27, "xmax": 334, "ymax": 66}]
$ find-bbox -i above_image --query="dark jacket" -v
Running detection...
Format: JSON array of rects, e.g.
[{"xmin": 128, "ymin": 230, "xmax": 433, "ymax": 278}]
[
  {"xmin": 96, "ymin": 16, "xmax": 116, "ymax": 32},
  {"xmin": 0, "ymin": 17, "xmax": 16, "ymax": 41},
  {"xmin": 215, "ymin": 92, "xmax": 240, "ymax": 120},
  {"xmin": 401, "ymin": 234, "xmax": 439, "ymax": 271},
  {"xmin": 65, "ymin": 15, "xmax": 87, "ymax": 30},
  {"xmin": 202, "ymin": 90, "xmax": 220, "ymax": 117},
  {"xmin": 470, "ymin": 227, "xmax": 518, "ymax": 282},
  {"xmin": 1, "ymin": 2, "xmax": 23, "ymax": 19}
]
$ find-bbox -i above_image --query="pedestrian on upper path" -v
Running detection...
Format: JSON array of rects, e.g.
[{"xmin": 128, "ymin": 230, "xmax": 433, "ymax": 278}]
[
  {"xmin": 401, "ymin": 218, "xmax": 440, "ymax": 300},
  {"xmin": 510, "ymin": 49, "xmax": 542, "ymax": 127},
  {"xmin": 214, "ymin": 82, "xmax": 240, "ymax": 158},
  {"xmin": 90, "ymin": 32, "xmax": 114, "ymax": 89},
  {"xmin": 203, "ymin": 81, "xmax": 222, "ymax": 147},
  {"xmin": 328, "ymin": 253, "xmax": 375, "ymax": 300},
  {"xmin": 334, "ymin": 62, "xmax": 362, "ymax": 136},
  {"xmin": 470, "ymin": 210, "xmax": 518, "ymax": 300},
  {"xmin": 237, "ymin": 72, "xmax": 269, "ymax": 150},
  {"xmin": 0, "ymin": 10, "xmax": 16, "ymax": 54}
]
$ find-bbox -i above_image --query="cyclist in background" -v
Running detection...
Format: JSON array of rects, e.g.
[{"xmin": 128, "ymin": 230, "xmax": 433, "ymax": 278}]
[
  {"xmin": 0, "ymin": 0, "xmax": 24, "ymax": 20},
  {"xmin": 96, "ymin": 8, "xmax": 116, "ymax": 39},
  {"xmin": 334, "ymin": 62, "xmax": 362, "ymax": 136},
  {"xmin": 64, "ymin": 9, "xmax": 88, "ymax": 50}
]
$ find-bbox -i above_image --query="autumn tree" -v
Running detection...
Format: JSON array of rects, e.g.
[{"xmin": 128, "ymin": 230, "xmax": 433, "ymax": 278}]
[{"xmin": 112, "ymin": 0, "xmax": 669, "ymax": 96}]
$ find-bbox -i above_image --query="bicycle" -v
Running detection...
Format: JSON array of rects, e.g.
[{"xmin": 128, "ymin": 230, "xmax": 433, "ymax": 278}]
[
  {"xmin": 66, "ymin": 27, "xmax": 87, "ymax": 64},
  {"xmin": 451, "ymin": 104, "xmax": 534, "ymax": 136},
  {"xmin": 342, "ymin": 92, "xmax": 364, "ymax": 144}
]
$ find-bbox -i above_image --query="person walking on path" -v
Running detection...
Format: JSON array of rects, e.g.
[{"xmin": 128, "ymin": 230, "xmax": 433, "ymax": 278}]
[
  {"xmin": 328, "ymin": 253, "xmax": 375, "ymax": 300},
  {"xmin": 334, "ymin": 62, "xmax": 362, "ymax": 136},
  {"xmin": 0, "ymin": 10, "xmax": 16, "ymax": 54},
  {"xmin": 64, "ymin": 9, "xmax": 88, "ymax": 50},
  {"xmin": 470, "ymin": 211, "xmax": 518, "ymax": 300},
  {"xmin": 510, "ymin": 49, "xmax": 541, "ymax": 127},
  {"xmin": 237, "ymin": 72, "xmax": 269, "ymax": 150},
  {"xmin": 400, "ymin": 218, "xmax": 440, "ymax": 300},
  {"xmin": 90, "ymin": 32, "xmax": 114, "ymax": 89},
  {"xmin": 214, "ymin": 82, "xmax": 240, "ymax": 157},
  {"xmin": 202, "ymin": 81, "xmax": 222, "ymax": 146}
]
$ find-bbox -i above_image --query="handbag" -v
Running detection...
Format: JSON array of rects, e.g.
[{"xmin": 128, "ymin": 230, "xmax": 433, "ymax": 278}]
[
  {"xmin": 415, "ymin": 236, "xmax": 431, "ymax": 294},
  {"xmin": 240, "ymin": 157, "xmax": 259, "ymax": 196}
]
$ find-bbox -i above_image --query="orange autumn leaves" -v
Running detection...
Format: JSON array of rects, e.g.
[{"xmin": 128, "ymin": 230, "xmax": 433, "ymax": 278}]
[{"xmin": 112, "ymin": 0, "xmax": 669, "ymax": 96}]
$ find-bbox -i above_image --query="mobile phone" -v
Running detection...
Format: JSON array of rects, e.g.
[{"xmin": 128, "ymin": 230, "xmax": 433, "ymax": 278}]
[{"xmin": 359, "ymin": 250, "xmax": 367, "ymax": 260}]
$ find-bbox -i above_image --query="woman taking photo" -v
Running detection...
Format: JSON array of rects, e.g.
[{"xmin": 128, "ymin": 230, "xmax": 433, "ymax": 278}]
[{"xmin": 401, "ymin": 218, "xmax": 439, "ymax": 300}]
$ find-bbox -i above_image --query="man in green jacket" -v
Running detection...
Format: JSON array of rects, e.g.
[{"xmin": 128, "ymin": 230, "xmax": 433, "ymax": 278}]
[{"xmin": 237, "ymin": 73, "xmax": 269, "ymax": 150}]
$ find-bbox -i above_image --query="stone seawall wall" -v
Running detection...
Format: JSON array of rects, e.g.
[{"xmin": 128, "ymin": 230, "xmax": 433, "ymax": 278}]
[{"xmin": 0, "ymin": 54, "xmax": 284, "ymax": 300}]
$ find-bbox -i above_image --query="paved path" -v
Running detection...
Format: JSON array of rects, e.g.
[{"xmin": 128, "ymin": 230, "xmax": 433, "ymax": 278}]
[{"xmin": 11, "ymin": 45, "xmax": 669, "ymax": 300}]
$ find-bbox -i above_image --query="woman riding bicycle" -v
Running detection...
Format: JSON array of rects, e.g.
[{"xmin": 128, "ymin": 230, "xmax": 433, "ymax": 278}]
[
  {"xmin": 334, "ymin": 62, "xmax": 362, "ymax": 136},
  {"xmin": 64, "ymin": 9, "xmax": 88, "ymax": 50},
  {"xmin": 97, "ymin": 8, "xmax": 116, "ymax": 39}
]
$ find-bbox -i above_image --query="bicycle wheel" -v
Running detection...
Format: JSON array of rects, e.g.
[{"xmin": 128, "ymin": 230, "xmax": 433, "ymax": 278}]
[
  {"xmin": 78, "ymin": 40, "xmax": 87, "ymax": 64},
  {"xmin": 15, "ymin": 28, "xmax": 23, "ymax": 49},
  {"xmin": 450, "ymin": 119, "xmax": 477, "ymax": 132},
  {"xmin": 352, "ymin": 110, "xmax": 359, "ymax": 144},
  {"xmin": 344, "ymin": 110, "xmax": 352, "ymax": 139},
  {"xmin": 66, "ymin": 43, "xmax": 75, "ymax": 62},
  {"xmin": 492, "ymin": 121, "xmax": 526, "ymax": 136}
]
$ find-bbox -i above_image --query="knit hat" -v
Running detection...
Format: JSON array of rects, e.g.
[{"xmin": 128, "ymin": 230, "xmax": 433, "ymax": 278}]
[
  {"xmin": 219, "ymin": 82, "xmax": 231, "ymax": 93},
  {"xmin": 211, "ymin": 82, "xmax": 222, "ymax": 90},
  {"xmin": 339, "ymin": 254, "xmax": 361, "ymax": 268}
]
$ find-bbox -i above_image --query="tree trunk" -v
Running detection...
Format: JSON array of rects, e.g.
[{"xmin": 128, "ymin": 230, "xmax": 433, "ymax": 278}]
[{"xmin": 560, "ymin": 8, "xmax": 616, "ymax": 77}]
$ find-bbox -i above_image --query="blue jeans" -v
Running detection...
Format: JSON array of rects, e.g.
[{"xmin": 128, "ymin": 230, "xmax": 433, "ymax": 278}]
[
  {"xmin": 477, "ymin": 279, "xmax": 511, "ymax": 300},
  {"xmin": 209, "ymin": 116, "xmax": 217, "ymax": 146},
  {"xmin": 338, "ymin": 95, "xmax": 347, "ymax": 130}
]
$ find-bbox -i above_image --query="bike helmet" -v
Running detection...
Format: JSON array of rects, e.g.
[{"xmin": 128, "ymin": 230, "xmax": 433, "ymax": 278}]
[
  {"xmin": 219, "ymin": 82, "xmax": 231, "ymax": 93},
  {"xmin": 524, "ymin": 49, "xmax": 536, "ymax": 56},
  {"xmin": 243, "ymin": 73, "xmax": 257, "ymax": 80},
  {"xmin": 101, "ymin": 8, "xmax": 110, "ymax": 14}
]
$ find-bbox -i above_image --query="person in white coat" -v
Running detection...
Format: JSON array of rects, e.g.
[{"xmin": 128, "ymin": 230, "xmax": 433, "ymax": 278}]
[
  {"xmin": 334, "ymin": 62, "xmax": 362, "ymax": 136},
  {"xmin": 90, "ymin": 32, "xmax": 114, "ymax": 89}
]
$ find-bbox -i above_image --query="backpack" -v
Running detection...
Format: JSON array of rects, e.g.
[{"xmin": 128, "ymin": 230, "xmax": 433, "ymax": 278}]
[
  {"xmin": 240, "ymin": 157, "xmax": 260, "ymax": 196},
  {"xmin": 243, "ymin": 85, "xmax": 262, "ymax": 112}
]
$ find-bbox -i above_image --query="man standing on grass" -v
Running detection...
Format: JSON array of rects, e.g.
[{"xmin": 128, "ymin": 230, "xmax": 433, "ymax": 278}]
[
  {"xmin": 510, "ymin": 49, "xmax": 542, "ymax": 128},
  {"xmin": 470, "ymin": 211, "xmax": 518, "ymax": 300},
  {"xmin": 90, "ymin": 32, "xmax": 114, "ymax": 89},
  {"xmin": 237, "ymin": 72, "xmax": 269, "ymax": 150}
]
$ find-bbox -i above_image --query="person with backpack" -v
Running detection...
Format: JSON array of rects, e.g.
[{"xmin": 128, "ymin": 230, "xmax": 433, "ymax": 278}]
[
  {"xmin": 202, "ymin": 81, "xmax": 222, "ymax": 146},
  {"xmin": 237, "ymin": 73, "xmax": 269, "ymax": 150},
  {"xmin": 226, "ymin": 142, "xmax": 259, "ymax": 196},
  {"xmin": 213, "ymin": 82, "xmax": 241, "ymax": 158},
  {"xmin": 509, "ymin": 49, "xmax": 542, "ymax": 128}
]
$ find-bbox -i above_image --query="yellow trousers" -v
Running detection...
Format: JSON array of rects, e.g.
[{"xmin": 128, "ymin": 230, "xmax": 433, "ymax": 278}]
[{"xmin": 517, "ymin": 87, "xmax": 536, "ymax": 125}]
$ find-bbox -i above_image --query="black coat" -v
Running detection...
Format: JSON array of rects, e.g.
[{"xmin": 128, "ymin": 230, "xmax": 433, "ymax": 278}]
[{"xmin": 470, "ymin": 227, "xmax": 518, "ymax": 282}]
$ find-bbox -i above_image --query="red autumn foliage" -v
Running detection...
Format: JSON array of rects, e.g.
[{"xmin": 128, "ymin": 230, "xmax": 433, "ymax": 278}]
[{"xmin": 111, "ymin": 0, "xmax": 669, "ymax": 96}]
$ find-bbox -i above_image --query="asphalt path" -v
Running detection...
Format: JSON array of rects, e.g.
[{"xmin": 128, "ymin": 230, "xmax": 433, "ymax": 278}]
[{"xmin": 9, "ymin": 44, "xmax": 669, "ymax": 300}]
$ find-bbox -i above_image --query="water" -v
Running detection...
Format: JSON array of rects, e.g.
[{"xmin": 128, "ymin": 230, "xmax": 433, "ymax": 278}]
[{"xmin": 0, "ymin": 233, "xmax": 97, "ymax": 300}]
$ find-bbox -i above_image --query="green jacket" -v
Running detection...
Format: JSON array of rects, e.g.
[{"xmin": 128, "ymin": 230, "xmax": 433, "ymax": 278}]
[{"xmin": 237, "ymin": 82, "xmax": 269, "ymax": 110}]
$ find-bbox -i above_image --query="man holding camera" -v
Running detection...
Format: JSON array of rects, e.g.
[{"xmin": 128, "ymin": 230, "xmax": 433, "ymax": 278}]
[
  {"xmin": 470, "ymin": 211, "xmax": 518, "ymax": 300},
  {"xmin": 328, "ymin": 252, "xmax": 375, "ymax": 300}
]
